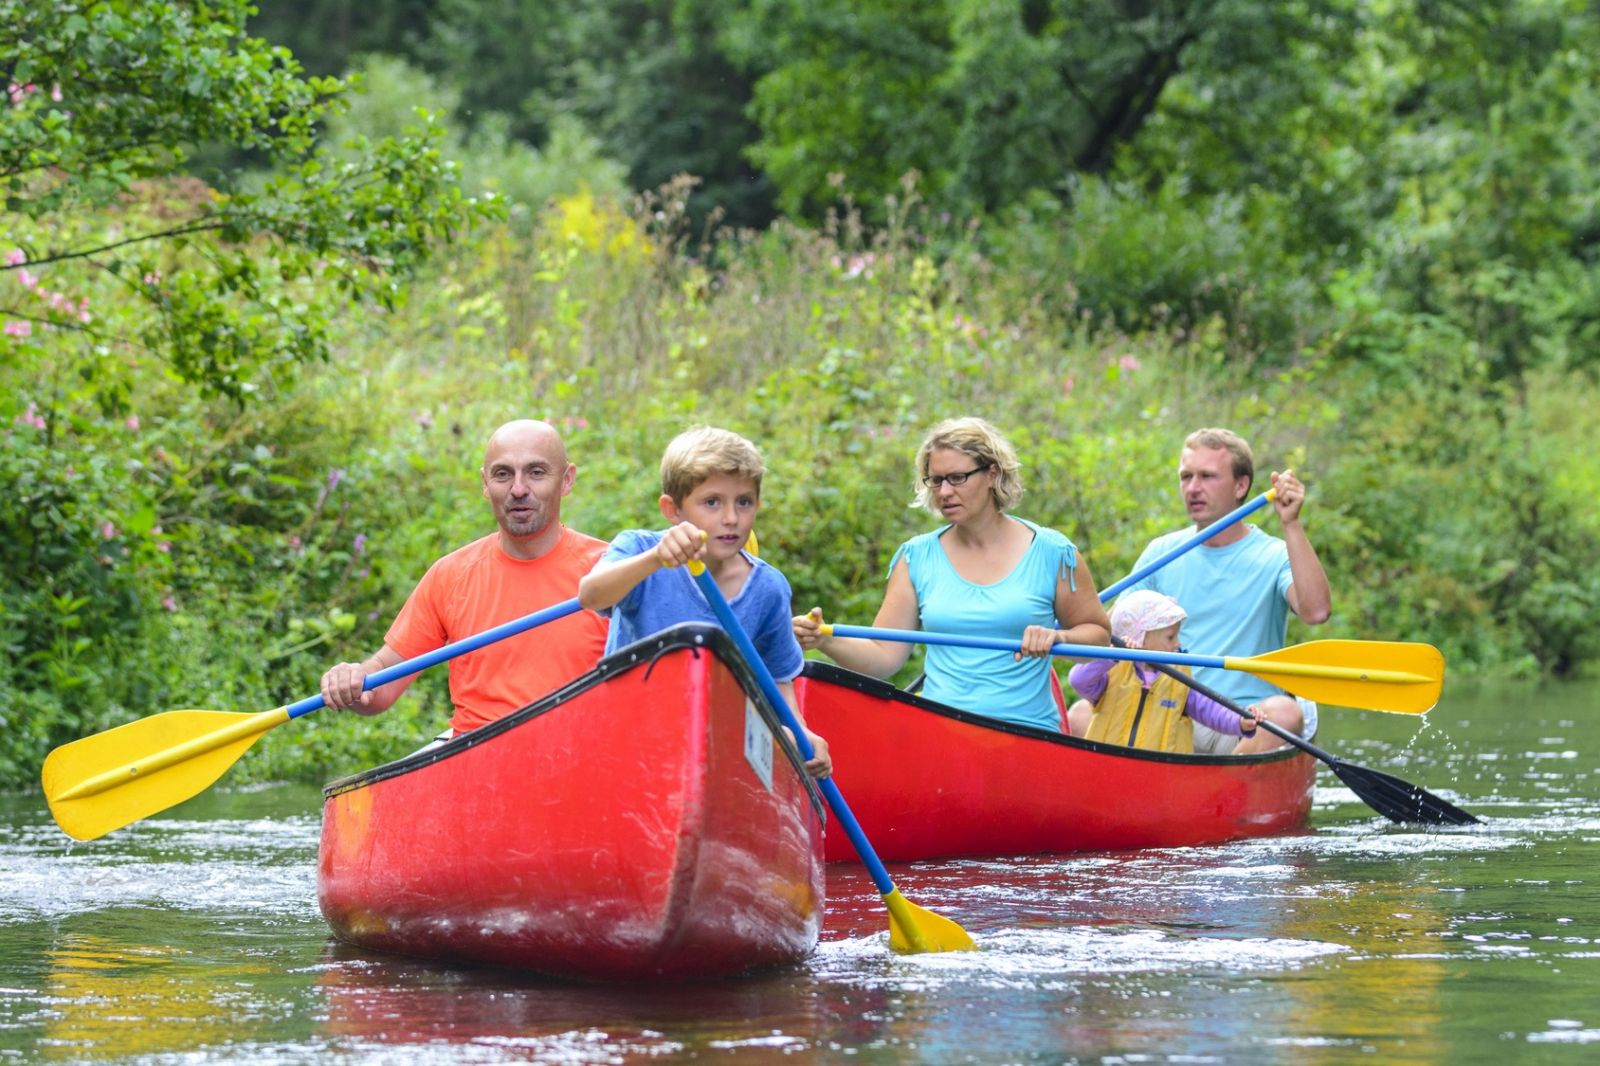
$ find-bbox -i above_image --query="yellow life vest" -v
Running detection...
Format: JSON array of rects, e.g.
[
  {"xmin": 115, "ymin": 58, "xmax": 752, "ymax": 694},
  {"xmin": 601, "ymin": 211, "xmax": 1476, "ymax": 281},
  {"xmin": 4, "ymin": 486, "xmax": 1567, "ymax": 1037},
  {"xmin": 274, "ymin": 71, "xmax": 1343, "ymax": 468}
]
[{"xmin": 1082, "ymin": 660, "xmax": 1195, "ymax": 753}]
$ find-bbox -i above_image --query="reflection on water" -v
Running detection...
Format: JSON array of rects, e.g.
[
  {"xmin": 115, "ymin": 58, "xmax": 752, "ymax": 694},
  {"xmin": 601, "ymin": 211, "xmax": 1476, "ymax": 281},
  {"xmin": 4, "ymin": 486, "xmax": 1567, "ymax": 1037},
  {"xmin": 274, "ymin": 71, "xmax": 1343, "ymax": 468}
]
[{"xmin": 1, "ymin": 681, "xmax": 1598, "ymax": 1062}]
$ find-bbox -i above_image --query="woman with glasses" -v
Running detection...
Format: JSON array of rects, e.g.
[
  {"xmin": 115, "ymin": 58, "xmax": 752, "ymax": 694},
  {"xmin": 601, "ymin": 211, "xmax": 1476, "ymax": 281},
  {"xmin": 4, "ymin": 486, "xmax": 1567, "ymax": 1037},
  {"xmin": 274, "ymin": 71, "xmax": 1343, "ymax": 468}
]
[{"xmin": 794, "ymin": 417, "xmax": 1109, "ymax": 731}]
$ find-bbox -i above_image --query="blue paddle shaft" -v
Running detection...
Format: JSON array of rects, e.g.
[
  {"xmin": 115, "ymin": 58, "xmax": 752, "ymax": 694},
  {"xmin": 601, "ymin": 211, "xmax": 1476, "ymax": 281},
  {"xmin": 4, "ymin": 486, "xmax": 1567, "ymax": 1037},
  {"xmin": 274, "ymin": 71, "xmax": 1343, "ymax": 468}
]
[
  {"xmin": 690, "ymin": 568, "xmax": 900, "ymax": 898},
  {"xmin": 828, "ymin": 623, "xmax": 1228, "ymax": 671},
  {"xmin": 283, "ymin": 597, "xmax": 583, "ymax": 719},
  {"xmin": 1097, "ymin": 491, "xmax": 1272, "ymax": 602}
]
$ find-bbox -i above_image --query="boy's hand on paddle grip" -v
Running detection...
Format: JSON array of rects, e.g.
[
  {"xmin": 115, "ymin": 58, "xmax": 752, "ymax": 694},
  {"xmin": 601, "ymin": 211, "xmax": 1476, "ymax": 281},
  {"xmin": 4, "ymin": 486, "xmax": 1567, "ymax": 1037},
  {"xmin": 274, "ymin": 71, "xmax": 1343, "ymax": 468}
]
[{"xmin": 655, "ymin": 524, "xmax": 707, "ymax": 568}]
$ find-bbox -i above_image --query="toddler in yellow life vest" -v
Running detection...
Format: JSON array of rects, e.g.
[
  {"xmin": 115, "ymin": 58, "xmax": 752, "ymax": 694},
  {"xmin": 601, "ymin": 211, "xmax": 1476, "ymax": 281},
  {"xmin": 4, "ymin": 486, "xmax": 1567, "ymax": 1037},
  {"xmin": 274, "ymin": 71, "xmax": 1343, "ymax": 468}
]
[{"xmin": 1065, "ymin": 590, "xmax": 1258, "ymax": 753}]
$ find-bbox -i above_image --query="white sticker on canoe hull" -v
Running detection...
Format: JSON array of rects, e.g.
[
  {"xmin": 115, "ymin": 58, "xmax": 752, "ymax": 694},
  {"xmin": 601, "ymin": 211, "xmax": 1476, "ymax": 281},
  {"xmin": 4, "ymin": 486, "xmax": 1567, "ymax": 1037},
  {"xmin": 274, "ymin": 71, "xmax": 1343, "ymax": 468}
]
[{"xmin": 744, "ymin": 698, "xmax": 774, "ymax": 792}]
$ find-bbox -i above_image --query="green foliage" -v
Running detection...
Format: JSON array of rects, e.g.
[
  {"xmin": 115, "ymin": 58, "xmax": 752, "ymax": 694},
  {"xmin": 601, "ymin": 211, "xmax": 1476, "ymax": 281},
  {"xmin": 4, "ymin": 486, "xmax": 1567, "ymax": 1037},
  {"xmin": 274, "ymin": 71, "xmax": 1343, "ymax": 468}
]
[
  {"xmin": 9, "ymin": 0, "xmax": 1600, "ymax": 794},
  {"xmin": 0, "ymin": 0, "xmax": 496, "ymax": 404},
  {"xmin": 324, "ymin": 55, "xmax": 629, "ymax": 220}
]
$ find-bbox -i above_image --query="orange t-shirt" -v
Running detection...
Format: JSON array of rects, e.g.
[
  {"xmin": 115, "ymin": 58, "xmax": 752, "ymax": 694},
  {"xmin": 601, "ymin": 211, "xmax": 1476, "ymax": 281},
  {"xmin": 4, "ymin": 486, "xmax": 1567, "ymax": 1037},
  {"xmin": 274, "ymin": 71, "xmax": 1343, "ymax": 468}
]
[{"xmin": 385, "ymin": 527, "xmax": 609, "ymax": 733}]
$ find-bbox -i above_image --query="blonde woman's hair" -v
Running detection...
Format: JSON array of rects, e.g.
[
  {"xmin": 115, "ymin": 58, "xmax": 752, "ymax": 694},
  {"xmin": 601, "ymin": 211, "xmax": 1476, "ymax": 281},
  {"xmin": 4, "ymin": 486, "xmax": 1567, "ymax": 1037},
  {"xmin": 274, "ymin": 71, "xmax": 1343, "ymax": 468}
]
[
  {"xmin": 1182, "ymin": 427, "xmax": 1255, "ymax": 490},
  {"xmin": 911, "ymin": 417, "xmax": 1023, "ymax": 516},
  {"xmin": 660, "ymin": 425, "xmax": 766, "ymax": 503}
]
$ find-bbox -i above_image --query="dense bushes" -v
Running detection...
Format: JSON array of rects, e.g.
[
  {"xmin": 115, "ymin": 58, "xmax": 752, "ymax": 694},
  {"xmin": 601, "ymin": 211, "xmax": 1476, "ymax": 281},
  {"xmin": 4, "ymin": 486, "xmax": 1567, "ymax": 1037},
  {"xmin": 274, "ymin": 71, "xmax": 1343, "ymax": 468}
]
[{"xmin": 4, "ymin": 182, "xmax": 1597, "ymax": 788}]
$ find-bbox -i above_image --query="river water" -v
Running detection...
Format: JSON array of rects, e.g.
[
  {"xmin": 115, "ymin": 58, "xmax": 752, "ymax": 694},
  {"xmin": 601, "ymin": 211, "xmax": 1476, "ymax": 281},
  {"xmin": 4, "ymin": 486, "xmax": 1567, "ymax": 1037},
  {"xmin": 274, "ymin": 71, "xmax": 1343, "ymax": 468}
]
[{"xmin": 2, "ymin": 679, "xmax": 1596, "ymax": 1064}]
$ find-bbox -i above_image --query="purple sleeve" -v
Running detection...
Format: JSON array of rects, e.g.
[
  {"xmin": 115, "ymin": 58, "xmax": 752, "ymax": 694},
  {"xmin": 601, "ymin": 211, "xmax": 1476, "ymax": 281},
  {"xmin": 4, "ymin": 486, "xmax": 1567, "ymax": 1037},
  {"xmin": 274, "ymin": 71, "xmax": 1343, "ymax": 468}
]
[
  {"xmin": 1183, "ymin": 688, "xmax": 1246, "ymax": 735},
  {"xmin": 1068, "ymin": 659, "xmax": 1113, "ymax": 703}
]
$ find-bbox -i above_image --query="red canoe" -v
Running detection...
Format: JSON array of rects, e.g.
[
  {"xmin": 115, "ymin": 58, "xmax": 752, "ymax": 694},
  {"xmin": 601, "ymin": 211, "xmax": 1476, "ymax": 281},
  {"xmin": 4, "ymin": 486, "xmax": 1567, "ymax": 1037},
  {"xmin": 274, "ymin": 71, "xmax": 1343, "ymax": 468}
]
[
  {"xmin": 795, "ymin": 662, "xmax": 1315, "ymax": 863},
  {"xmin": 318, "ymin": 624, "xmax": 827, "ymax": 981}
]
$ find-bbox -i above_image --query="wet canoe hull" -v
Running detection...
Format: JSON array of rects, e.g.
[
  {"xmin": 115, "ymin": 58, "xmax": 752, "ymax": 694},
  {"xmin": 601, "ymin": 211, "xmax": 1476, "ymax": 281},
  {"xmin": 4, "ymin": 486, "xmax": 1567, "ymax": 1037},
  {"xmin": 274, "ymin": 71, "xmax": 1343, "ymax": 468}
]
[
  {"xmin": 318, "ymin": 625, "xmax": 827, "ymax": 980},
  {"xmin": 796, "ymin": 663, "xmax": 1314, "ymax": 863}
]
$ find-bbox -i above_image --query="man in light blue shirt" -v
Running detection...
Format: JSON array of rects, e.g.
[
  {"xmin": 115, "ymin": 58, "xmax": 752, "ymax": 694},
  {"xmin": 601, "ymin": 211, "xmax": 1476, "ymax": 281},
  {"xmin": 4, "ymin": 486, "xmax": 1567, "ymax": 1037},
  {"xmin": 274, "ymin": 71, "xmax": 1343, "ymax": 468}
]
[{"xmin": 1121, "ymin": 428, "xmax": 1332, "ymax": 753}]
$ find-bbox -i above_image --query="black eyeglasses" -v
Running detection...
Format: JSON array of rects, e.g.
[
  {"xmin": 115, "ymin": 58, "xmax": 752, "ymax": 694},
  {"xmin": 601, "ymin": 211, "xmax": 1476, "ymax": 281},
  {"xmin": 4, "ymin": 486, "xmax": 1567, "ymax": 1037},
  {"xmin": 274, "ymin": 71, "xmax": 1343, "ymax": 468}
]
[{"xmin": 922, "ymin": 464, "xmax": 990, "ymax": 488}]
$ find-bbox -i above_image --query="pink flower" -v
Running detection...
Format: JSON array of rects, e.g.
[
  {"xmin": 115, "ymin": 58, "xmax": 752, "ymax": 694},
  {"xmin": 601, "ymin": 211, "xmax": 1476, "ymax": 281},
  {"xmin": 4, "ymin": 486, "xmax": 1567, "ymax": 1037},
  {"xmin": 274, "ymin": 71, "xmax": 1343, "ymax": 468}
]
[
  {"xmin": 4, "ymin": 249, "xmax": 23, "ymax": 266},
  {"xmin": 126, "ymin": 415, "xmax": 140, "ymax": 431},
  {"xmin": 50, "ymin": 85, "xmax": 62, "ymax": 103},
  {"xmin": 1062, "ymin": 374, "xmax": 1076, "ymax": 397},
  {"xmin": 162, "ymin": 595, "xmax": 177, "ymax": 612},
  {"xmin": 15, "ymin": 269, "xmax": 36, "ymax": 289},
  {"xmin": 414, "ymin": 410, "xmax": 434, "ymax": 430},
  {"xmin": 99, "ymin": 521, "xmax": 117, "ymax": 540},
  {"xmin": 1119, "ymin": 354, "xmax": 1142, "ymax": 372},
  {"xmin": 288, "ymin": 534, "xmax": 302, "ymax": 550},
  {"xmin": 14, "ymin": 402, "xmax": 45, "ymax": 429},
  {"xmin": 4, "ymin": 320, "xmax": 30, "ymax": 337},
  {"xmin": 352, "ymin": 532, "xmax": 367, "ymax": 557}
]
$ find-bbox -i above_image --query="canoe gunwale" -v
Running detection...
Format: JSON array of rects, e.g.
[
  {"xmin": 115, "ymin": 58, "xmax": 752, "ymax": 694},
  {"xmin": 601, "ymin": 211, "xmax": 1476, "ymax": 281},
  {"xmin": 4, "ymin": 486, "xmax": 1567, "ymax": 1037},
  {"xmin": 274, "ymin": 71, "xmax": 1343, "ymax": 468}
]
[
  {"xmin": 801, "ymin": 660, "xmax": 1309, "ymax": 767},
  {"xmin": 323, "ymin": 623, "xmax": 827, "ymax": 825}
]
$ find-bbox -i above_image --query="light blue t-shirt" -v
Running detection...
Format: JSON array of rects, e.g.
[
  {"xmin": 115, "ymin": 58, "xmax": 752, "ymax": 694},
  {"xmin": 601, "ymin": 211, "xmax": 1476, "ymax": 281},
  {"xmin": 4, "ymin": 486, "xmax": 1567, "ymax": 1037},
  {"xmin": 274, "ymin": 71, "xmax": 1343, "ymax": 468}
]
[
  {"xmin": 1120, "ymin": 525, "xmax": 1293, "ymax": 703},
  {"xmin": 893, "ymin": 518, "xmax": 1079, "ymax": 732},
  {"xmin": 599, "ymin": 529, "xmax": 805, "ymax": 683}
]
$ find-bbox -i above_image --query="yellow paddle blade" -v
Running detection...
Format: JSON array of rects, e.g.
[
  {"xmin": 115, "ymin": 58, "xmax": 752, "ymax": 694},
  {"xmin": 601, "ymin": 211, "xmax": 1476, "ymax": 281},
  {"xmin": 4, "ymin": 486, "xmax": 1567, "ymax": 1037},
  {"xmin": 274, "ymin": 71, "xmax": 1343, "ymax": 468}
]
[
  {"xmin": 884, "ymin": 888, "xmax": 977, "ymax": 953},
  {"xmin": 1227, "ymin": 639, "xmax": 1444, "ymax": 714},
  {"xmin": 42, "ymin": 707, "xmax": 290, "ymax": 841}
]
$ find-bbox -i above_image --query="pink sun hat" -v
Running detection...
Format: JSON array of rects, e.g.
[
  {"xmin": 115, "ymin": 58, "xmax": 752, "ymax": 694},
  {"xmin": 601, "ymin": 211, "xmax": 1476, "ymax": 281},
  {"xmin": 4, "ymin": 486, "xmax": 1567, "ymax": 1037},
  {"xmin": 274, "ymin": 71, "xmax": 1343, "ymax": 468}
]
[{"xmin": 1110, "ymin": 589, "xmax": 1187, "ymax": 649}]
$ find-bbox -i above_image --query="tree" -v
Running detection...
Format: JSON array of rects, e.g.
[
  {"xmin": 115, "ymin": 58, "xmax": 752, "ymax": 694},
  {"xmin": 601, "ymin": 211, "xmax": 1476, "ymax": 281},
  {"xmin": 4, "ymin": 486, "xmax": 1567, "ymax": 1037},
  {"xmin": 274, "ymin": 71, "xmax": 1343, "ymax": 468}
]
[{"xmin": 0, "ymin": 0, "xmax": 496, "ymax": 404}]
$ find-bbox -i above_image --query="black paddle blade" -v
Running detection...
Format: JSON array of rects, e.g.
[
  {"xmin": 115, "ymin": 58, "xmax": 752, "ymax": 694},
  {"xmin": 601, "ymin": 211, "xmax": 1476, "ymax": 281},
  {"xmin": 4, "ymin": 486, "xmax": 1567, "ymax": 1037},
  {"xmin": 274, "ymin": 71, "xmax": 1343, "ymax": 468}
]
[{"xmin": 1327, "ymin": 758, "xmax": 1480, "ymax": 826}]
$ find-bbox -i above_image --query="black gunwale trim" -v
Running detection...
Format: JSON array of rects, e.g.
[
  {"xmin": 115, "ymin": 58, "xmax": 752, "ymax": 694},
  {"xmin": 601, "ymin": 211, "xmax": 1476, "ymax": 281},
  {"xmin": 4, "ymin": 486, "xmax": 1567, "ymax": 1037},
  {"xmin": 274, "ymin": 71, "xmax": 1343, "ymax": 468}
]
[
  {"xmin": 801, "ymin": 660, "xmax": 1308, "ymax": 768},
  {"xmin": 323, "ymin": 623, "xmax": 827, "ymax": 822}
]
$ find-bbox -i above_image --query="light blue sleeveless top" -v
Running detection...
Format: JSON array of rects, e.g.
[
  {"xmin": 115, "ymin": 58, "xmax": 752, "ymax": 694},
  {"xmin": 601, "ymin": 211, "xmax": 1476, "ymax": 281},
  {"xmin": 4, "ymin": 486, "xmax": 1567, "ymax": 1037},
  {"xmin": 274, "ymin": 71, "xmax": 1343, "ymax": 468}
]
[{"xmin": 890, "ymin": 518, "xmax": 1079, "ymax": 731}]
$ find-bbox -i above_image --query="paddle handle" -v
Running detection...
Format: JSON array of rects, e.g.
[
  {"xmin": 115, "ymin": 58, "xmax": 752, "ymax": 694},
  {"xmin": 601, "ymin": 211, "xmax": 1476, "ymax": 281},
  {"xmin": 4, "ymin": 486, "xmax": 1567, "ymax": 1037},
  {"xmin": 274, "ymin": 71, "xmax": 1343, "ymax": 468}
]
[
  {"xmin": 1098, "ymin": 488, "xmax": 1275, "ymax": 602},
  {"xmin": 687, "ymin": 563, "xmax": 900, "ymax": 898},
  {"xmin": 283, "ymin": 597, "xmax": 583, "ymax": 719},
  {"xmin": 825, "ymin": 622, "xmax": 1229, "ymax": 671}
]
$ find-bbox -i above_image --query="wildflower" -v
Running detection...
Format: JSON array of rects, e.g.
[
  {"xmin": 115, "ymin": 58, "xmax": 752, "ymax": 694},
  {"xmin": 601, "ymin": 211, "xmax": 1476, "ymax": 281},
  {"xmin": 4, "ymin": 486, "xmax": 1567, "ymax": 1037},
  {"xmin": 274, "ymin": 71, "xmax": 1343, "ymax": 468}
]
[
  {"xmin": 50, "ymin": 84, "xmax": 62, "ymax": 102},
  {"xmin": 4, "ymin": 320, "xmax": 30, "ymax": 337},
  {"xmin": 1062, "ymin": 374, "xmax": 1076, "ymax": 398},
  {"xmin": 99, "ymin": 521, "xmax": 117, "ymax": 540},
  {"xmin": 126, "ymin": 415, "xmax": 140, "ymax": 431},
  {"xmin": 415, "ymin": 410, "xmax": 434, "ymax": 430},
  {"xmin": 162, "ymin": 595, "xmax": 177, "ymax": 612},
  {"xmin": 4, "ymin": 249, "xmax": 23, "ymax": 266},
  {"xmin": 15, "ymin": 270, "xmax": 36, "ymax": 289},
  {"xmin": 327, "ymin": 468, "xmax": 344, "ymax": 493},
  {"xmin": 1119, "ymin": 354, "xmax": 1142, "ymax": 372},
  {"xmin": 353, "ymin": 532, "xmax": 367, "ymax": 557},
  {"xmin": 288, "ymin": 534, "xmax": 302, "ymax": 550}
]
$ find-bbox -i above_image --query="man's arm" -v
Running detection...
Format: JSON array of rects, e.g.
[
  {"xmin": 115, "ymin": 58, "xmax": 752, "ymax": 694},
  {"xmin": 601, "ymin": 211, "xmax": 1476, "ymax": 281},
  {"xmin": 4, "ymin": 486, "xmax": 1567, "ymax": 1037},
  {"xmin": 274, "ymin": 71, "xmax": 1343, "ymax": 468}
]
[
  {"xmin": 1271, "ymin": 470, "xmax": 1332, "ymax": 625},
  {"xmin": 320, "ymin": 643, "xmax": 415, "ymax": 715}
]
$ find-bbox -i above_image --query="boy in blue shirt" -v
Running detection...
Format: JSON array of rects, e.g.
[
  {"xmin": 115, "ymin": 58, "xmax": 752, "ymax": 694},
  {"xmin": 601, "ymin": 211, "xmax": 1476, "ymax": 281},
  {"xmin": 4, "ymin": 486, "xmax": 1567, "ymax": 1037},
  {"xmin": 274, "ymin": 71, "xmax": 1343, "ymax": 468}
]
[{"xmin": 579, "ymin": 426, "xmax": 832, "ymax": 777}]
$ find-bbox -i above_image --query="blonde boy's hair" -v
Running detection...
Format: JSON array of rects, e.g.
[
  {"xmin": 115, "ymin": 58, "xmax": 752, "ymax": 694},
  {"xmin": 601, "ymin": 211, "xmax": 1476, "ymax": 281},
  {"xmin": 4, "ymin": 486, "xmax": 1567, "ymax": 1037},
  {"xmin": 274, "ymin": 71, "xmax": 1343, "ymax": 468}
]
[
  {"xmin": 911, "ymin": 417, "xmax": 1024, "ymax": 516},
  {"xmin": 1182, "ymin": 427, "xmax": 1255, "ymax": 489},
  {"xmin": 660, "ymin": 426, "xmax": 766, "ymax": 503}
]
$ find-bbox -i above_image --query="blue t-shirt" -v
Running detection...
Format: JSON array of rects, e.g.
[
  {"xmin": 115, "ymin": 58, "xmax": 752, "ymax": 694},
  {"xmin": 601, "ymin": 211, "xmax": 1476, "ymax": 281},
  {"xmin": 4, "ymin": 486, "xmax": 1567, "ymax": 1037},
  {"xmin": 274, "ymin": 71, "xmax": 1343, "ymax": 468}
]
[
  {"xmin": 892, "ymin": 517, "xmax": 1079, "ymax": 732},
  {"xmin": 599, "ymin": 529, "xmax": 805, "ymax": 683},
  {"xmin": 1120, "ymin": 525, "xmax": 1293, "ymax": 703}
]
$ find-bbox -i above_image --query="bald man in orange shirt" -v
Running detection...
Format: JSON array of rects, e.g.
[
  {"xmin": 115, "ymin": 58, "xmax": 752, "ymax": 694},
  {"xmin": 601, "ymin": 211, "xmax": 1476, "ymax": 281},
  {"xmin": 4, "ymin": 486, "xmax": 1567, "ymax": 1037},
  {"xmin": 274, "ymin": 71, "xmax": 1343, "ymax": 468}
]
[{"xmin": 319, "ymin": 420, "xmax": 608, "ymax": 736}]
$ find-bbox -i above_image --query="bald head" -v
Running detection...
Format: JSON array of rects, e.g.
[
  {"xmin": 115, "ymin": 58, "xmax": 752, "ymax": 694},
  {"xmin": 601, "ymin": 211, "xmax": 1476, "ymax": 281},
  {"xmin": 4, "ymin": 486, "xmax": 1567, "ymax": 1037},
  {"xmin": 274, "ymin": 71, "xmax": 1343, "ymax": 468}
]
[
  {"xmin": 484, "ymin": 419, "xmax": 567, "ymax": 469},
  {"xmin": 480, "ymin": 420, "xmax": 576, "ymax": 558}
]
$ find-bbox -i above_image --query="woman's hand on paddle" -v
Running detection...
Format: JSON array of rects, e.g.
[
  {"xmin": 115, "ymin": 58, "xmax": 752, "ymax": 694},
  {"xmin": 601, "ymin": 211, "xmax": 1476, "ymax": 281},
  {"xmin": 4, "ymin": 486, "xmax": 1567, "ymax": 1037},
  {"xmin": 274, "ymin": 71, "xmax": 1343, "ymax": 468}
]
[
  {"xmin": 793, "ymin": 606, "xmax": 829, "ymax": 651},
  {"xmin": 655, "ymin": 522, "xmax": 707, "ymax": 568},
  {"xmin": 1015, "ymin": 624, "xmax": 1059, "ymax": 660}
]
